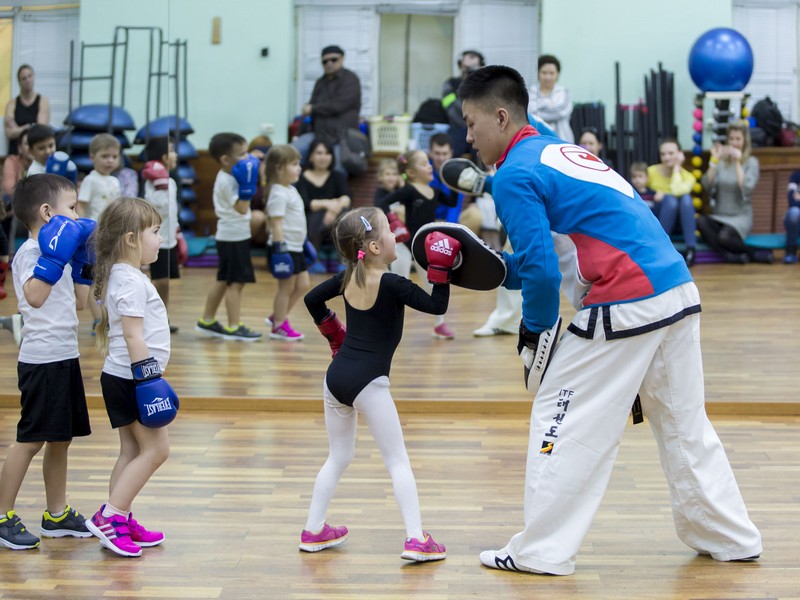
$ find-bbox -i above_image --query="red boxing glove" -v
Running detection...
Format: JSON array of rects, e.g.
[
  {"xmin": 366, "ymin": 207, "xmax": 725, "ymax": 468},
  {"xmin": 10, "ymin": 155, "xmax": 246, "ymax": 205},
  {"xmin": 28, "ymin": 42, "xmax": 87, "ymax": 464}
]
[
  {"xmin": 142, "ymin": 160, "xmax": 169, "ymax": 191},
  {"xmin": 387, "ymin": 212, "xmax": 411, "ymax": 243},
  {"xmin": 317, "ymin": 310, "xmax": 346, "ymax": 357},
  {"xmin": 424, "ymin": 231, "xmax": 461, "ymax": 284},
  {"xmin": 176, "ymin": 229, "xmax": 188, "ymax": 265}
]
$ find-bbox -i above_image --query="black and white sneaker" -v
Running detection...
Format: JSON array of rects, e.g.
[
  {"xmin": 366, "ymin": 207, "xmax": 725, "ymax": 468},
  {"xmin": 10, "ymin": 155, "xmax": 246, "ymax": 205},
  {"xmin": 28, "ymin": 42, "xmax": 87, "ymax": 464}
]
[
  {"xmin": 223, "ymin": 323, "xmax": 263, "ymax": 342},
  {"xmin": 40, "ymin": 505, "xmax": 92, "ymax": 538},
  {"xmin": 195, "ymin": 319, "xmax": 226, "ymax": 338},
  {"xmin": 0, "ymin": 511, "xmax": 40, "ymax": 550}
]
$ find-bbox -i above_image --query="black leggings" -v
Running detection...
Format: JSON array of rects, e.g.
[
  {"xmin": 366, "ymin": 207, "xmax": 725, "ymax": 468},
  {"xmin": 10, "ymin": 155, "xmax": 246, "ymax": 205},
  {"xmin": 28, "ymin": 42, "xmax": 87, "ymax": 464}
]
[{"xmin": 696, "ymin": 214, "xmax": 747, "ymax": 255}]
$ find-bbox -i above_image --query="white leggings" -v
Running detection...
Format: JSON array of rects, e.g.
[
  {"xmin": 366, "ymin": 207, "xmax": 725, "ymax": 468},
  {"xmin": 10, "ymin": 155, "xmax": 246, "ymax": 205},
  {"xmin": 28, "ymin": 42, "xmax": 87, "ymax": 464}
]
[
  {"xmin": 390, "ymin": 243, "xmax": 445, "ymax": 326},
  {"xmin": 304, "ymin": 377, "xmax": 424, "ymax": 540}
]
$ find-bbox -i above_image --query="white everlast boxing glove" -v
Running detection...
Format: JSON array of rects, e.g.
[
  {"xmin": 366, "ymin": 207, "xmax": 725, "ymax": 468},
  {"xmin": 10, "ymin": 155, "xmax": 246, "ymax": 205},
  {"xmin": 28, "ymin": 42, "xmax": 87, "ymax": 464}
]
[
  {"xmin": 517, "ymin": 316, "xmax": 562, "ymax": 396},
  {"xmin": 440, "ymin": 158, "xmax": 488, "ymax": 195}
]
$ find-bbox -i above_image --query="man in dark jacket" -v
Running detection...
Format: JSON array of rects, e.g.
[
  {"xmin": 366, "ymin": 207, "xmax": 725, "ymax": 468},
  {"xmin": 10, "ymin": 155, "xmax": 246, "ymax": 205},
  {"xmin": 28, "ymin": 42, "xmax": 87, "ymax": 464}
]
[{"xmin": 302, "ymin": 45, "xmax": 361, "ymax": 145}]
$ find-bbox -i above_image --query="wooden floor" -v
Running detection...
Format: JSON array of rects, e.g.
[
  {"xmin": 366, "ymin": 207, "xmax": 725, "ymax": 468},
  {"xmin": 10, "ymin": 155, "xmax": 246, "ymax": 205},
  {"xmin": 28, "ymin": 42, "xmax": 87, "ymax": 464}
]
[
  {"xmin": 1, "ymin": 263, "xmax": 799, "ymax": 598},
  {"xmin": 1, "ymin": 260, "xmax": 799, "ymax": 413},
  {"xmin": 0, "ymin": 410, "xmax": 797, "ymax": 599}
]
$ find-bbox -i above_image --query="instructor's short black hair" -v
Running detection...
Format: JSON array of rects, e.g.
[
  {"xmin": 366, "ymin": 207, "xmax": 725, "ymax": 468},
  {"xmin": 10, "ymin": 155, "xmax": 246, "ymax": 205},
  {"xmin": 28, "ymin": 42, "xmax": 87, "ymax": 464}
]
[{"xmin": 457, "ymin": 65, "xmax": 529, "ymax": 122}]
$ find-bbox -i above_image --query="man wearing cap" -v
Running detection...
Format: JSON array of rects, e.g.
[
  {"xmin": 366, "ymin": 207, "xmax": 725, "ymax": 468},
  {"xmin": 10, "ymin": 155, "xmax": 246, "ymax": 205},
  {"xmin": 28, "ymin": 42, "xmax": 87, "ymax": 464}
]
[{"xmin": 301, "ymin": 45, "xmax": 362, "ymax": 146}]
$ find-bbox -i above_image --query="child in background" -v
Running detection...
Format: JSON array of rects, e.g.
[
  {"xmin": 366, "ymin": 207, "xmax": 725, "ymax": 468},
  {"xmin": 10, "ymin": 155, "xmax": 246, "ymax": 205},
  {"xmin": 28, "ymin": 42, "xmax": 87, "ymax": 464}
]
[
  {"xmin": 630, "ymin": 161, "xmax": 656, "ymax": 210},
  {"xmin": 195, "ymin": 133, "xmax": 262, "ymax": 341},
  {"xmin": 24, "ymin": 124, "xmax": 57, "ymax": 175},
  {"xmin": 301, "ymin": 207, "xmax": 455, "ymax": 561},
  {"xmin": 784, "ymin": 169, "xmax": 800, "ymax": 263},
  {"xmin": 373, "ymin": 158, "xmax": 403, "ymax": 206},
  {"xmin": 141, "ymin": 137, "xmax": 181, "ymax": 332},
  {"xmin": 647, "ymin": 139, "xmax": 698, "ymax": 266},
  {"xmin": 379, "ymin": 150, "xmax": 458, "ymax": 339},
  {"xmin": 0, "ymin": 174, "xmax": 93, "ymax": 551},
  {"xmin": 86, "ymin": 198, "xmax": 176, "ymax": 558},
  {"xmin": 265, "ymin": 144, "xmax": 309, "ymax": 341},
  {"xmin": 79, "ymin": 133, "xmax": 122, "ymax": 334}
]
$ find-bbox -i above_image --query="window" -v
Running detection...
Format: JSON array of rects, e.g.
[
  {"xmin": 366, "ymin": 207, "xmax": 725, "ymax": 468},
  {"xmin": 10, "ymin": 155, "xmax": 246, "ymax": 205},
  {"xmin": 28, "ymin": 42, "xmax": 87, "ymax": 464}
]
[
  {"xmin": 11, "ymin": 7, "xmax": 80, "ymax": 127},
  {"xmin": 733, "ymin": 1, "xmax": 799, "ymax": 122}
]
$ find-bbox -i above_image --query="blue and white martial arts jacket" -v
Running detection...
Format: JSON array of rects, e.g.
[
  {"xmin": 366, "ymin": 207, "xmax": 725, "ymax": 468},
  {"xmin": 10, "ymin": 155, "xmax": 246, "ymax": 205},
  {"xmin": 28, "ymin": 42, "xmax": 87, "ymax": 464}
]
[{"xmin": 494, "ymin": 126, "xmax": 694, "ymax": 334}]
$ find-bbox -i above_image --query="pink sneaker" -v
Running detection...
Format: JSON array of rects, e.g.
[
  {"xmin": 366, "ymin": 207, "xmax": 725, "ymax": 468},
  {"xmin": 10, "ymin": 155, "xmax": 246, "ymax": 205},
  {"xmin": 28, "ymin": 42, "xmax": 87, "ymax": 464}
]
[
  {"xmin": 270, "ymin": 319, "xmax": 304, "ymax": 341},
  {"xmin": 85, "ymin": 507, "xmax": 142, "ymax": 557},
  {"xmin": 401, "ymin": 532, "xmax": 446, "ymax": 561},
  {"xmin": 128, "ymin": 513, "xmax": 165, "ymax": 547},
  {"xmin": 298, "ymin": 523, "xmax": 348, "ymax": 552},
  {"xmin": 432, "ymin": 323, "xmax": 455, "ymax": 340}
]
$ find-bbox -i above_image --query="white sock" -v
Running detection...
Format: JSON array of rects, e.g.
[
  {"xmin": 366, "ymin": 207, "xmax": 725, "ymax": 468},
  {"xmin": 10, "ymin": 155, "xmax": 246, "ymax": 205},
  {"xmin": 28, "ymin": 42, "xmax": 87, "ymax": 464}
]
[{"xmin": 101, "ymin": 503, "xmax": 129, "ymax": 519}]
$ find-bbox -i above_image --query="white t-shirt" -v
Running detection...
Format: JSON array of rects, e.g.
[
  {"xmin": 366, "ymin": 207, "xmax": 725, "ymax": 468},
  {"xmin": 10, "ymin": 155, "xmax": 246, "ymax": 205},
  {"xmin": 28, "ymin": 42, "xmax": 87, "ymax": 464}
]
[
  {"xmin": 144, "ymin": 178, "xmax": 178, "ymax": 249},
  {"xmin": 213, "ymin": 170, "xmax": 251, "ymax": 242},
  {"xmin": 266, "ymin": 184, "xmax": 307, "ymax": 252},
  {"xmin": 78, "ymin": 170, "xmax": 122, "ymax": 221},
  {"xmin": 102, "ymin": 263, "xmax": 170, "ymax": 379},
  {"xmin": 12, "ymin": 238, "xmax": 80, "ymax": 364},
  {"xmin": 27, "ymin": 160, "xmax": 46, "ymax": 175}
]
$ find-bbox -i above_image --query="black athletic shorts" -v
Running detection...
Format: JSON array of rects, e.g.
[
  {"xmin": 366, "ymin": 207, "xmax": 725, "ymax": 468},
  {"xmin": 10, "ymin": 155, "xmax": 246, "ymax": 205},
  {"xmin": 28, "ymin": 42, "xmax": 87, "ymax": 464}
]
[
  {"xmin": 216, "ymin": 239, "xmax": 256, "ymax": 284},
  {"xmin": 100, "ymin": 371, "xmax": 139, "ymax": 429},
  {"xmin": 150, "ymin": 246, "xmax": 180, "ymax": 280},
  {"xmin": 17, "ymin": 358, "xmax": 91, "ymax": 442}
]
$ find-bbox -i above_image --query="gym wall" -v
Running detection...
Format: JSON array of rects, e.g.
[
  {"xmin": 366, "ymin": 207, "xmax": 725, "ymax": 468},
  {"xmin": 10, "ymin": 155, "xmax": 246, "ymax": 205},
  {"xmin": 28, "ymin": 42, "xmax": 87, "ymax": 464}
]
[{"xmin": 78, "ymin": 0, "xmax": 293, "ymax": 148}]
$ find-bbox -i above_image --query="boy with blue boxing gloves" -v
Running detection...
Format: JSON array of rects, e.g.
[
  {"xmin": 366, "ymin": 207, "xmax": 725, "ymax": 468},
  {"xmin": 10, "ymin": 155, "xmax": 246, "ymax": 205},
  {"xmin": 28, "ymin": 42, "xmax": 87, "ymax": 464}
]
[
  {"xmin": 0, "ymin": 174, "xmax": 93, "ymax": 551},
  {"xmin": 195, "ymin": 132, "xmax": 262, "ymax": 341}
]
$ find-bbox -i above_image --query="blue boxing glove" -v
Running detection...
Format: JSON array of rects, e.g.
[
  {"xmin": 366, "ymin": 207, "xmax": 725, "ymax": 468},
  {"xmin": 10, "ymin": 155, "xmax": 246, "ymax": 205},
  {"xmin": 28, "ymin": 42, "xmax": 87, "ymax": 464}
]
[
  {"xmin": 231, "ymin": 154, "xmax": 261, "ymax": 201},
  {"xmin": 46, "ymin": 151, "xmax": 78, "ymax": 184},
  {"xmin": 34, "ymin": 216, "xmax": 82, "ymax": 285},
  {"xmin": 302, "ymin": 239, "xmax": 318, "ymax": 266},
  {"xmin": 131, "ymin": 356, "xmax": 179, "ymax": 428},
  {"xmin": 71, "ymin": 218, "xmax": 96, "ymax": 286},
  {"xmin": 270, "ymin": 241, "xmax": 294, "ymax": 279}
]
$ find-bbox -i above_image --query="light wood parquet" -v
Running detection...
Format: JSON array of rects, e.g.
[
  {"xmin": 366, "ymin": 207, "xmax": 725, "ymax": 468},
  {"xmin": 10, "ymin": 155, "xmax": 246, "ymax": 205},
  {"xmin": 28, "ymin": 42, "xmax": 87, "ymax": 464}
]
[
  {"xmin": 0, "ymin": 410, "xmax": 797, "ymax": 599},
  {"xmin": 2, "ymin": 261, "xmax": 799, "ymax": 413}
]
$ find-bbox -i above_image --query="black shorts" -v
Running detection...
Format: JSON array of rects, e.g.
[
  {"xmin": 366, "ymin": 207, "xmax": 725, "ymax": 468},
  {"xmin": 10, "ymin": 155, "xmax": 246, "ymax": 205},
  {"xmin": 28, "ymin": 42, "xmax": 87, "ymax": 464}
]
[
  {"xmin": 100, "ymin": 372, "xmax": 140, "ymax": 429},
  {"xmin": 216, "ymin": 239, "xmax": 256, "ymax": 284},
  {"xmin": 150, "ymin": 246, "xmax": 180, "ymax": 280},
  {"xmin": 17, "ymin": 359, "xmax": 91, "ymax": 442}
]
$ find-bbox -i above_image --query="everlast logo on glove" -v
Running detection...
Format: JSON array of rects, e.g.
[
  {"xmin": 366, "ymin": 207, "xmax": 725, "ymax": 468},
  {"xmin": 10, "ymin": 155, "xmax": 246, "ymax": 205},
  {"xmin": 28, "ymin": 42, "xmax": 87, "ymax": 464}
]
[
  {"xmin": 139, "ymin": 362, "xmax": 162, "ymax": 379},
  {"xmin": 144, "ymin": 396, "xmax": 175, "ymax": 417}
]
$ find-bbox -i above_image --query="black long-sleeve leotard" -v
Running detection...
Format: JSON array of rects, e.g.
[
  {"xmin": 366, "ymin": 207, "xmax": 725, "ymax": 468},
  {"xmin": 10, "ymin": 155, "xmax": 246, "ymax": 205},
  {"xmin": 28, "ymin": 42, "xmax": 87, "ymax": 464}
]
[{"xmin": 304, "ymin": 271, "xmax": 450, "ymax": 406}]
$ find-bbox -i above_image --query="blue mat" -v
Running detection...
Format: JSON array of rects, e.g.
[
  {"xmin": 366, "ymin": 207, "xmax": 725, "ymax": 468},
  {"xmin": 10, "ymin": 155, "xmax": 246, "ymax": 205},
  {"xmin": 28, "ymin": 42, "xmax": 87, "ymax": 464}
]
[
  {"xmin": 58, "ymin": 129, "xmax": 131, "ymax": 150},
  {"xmin": 64, "ymin": 104, "xmax": 136, "ymax": 131},
  {"xmin": 744, "ymin": 233, "xmax": 796, "ymax": 249},
  {"xmin": 134, "ymin": 116, "xmax": 194, "ymax": 144}
]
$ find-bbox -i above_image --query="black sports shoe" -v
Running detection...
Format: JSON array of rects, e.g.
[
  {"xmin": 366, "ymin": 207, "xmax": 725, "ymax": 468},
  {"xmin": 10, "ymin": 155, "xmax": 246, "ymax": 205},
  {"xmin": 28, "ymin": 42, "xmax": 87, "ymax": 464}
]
[
  {"xmin": 222, "ymin": 323, "xmax": 263, "ymax": 342},
  {"xmin": 41, "ymin": 505, "xmax": 92, "ymax": 538},
  {"xmin": 195, "ymin": 318, "xmax": 226, "ymax": 338},
  {"xmin": 0, "ymin": 511, "xmax": 40, "ymax": 550}
]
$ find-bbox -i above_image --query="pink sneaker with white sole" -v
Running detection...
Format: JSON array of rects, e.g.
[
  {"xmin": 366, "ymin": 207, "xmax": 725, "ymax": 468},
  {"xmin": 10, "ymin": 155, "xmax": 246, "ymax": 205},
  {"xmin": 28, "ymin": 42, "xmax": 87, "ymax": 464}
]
[
  {"xmin": 85, "ymin": 507, "xmax": 141, "ymax": 557},
  {"xmin": 298, "ymin": 523, "xmax": 348, "ymax": 552},
  {"xmin": 270, "ymin": 319, "xmax": 304, "ymax": 341},
  {"xmin": 401, "ymin": 532, "xmax": 446, "ymax": 561},
  {"xmin": 128, "ymin": 513, "xmax": 165, "ymax": 547},
  {"xmin": 432, "ymin": 323, "xmax": 455, "ymax": 339}
]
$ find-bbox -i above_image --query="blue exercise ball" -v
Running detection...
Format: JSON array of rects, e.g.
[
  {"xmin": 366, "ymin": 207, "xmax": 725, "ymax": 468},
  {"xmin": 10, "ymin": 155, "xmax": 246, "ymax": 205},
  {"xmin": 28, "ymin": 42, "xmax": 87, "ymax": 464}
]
[{"xmin": 689, "ymin": 28, "xmax": 753, "ymax": 92}]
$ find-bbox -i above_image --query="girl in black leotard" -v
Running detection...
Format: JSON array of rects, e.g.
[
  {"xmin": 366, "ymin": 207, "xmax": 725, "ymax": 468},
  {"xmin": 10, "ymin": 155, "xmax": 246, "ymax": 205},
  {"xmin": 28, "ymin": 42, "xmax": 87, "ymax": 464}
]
[{"xmin": 300, "ymin": 207, "xmax": 448, "ymax": 562}]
